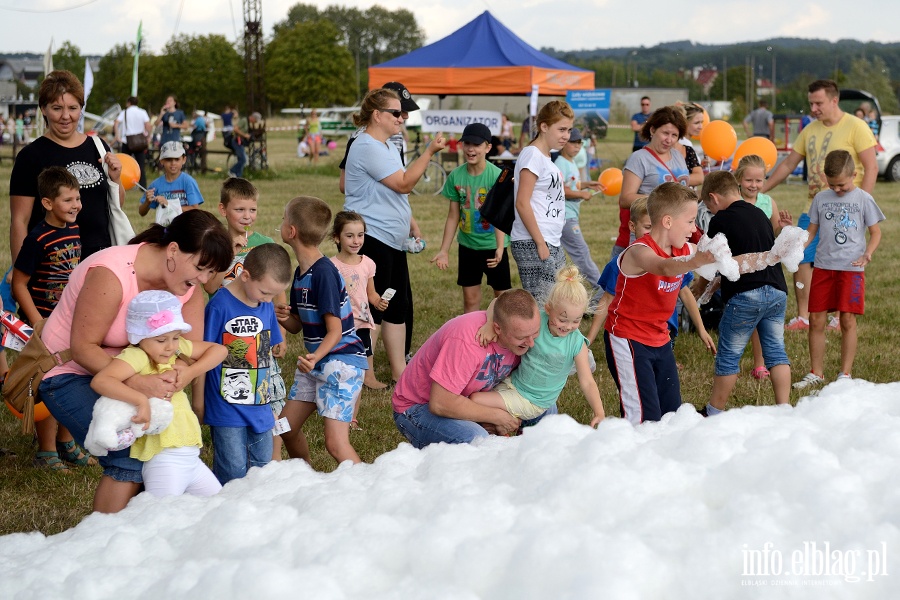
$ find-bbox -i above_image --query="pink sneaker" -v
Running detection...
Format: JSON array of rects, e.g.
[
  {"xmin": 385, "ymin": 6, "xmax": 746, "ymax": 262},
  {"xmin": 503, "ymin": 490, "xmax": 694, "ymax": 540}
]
[{"xmin": 785, "ymin": 317, "xmax": 809, "ymax": 331}]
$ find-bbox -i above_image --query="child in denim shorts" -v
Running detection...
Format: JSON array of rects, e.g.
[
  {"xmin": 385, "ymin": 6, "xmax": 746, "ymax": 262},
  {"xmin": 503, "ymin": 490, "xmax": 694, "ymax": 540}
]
[
  {"xmin": 276, "ymin": 196, "xmax": 368, "ymax": 466},
  {"xmin": 699, "ymin": 172, "xmax": 792, "ymax": 415}
]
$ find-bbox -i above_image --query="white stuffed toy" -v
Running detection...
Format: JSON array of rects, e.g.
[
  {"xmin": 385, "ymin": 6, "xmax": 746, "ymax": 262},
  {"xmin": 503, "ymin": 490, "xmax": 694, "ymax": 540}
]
[{"xmin": 84, "ymin": 396, "xmax": 174, "ymax": 457}]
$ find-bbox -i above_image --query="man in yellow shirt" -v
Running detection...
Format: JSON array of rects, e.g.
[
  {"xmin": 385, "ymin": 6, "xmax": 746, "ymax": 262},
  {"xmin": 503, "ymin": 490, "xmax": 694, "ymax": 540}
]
[{"xmin": 762, "ymin": 79, "xmax": 877, "ymax": 329}]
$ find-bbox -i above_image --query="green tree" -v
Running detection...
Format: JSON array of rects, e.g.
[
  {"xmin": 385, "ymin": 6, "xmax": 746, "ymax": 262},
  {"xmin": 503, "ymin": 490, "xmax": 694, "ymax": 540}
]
[
  {"xmin": 845, "ymin": 56, "xmax": 900, "ymax": 114},
  {"xmin": 52, "ymin": 41, "xmax": 85, "ymax": 78},
  {"xmin": 148, "ymin": 34, "xmax": 244, "ymax": 114},
  {"xmin": 265, "ymin": 20, "xmax": 356, "ymax": 109},
  {"xmin": 273, "ymin": 2, "xmax": 320, "ymax": 33},
  {"xmin": 274, "ymin": 3, "xmax": 424, "ymax": 97},
  {"xmin": 88, "ymin": 44, "xmax": 135, "ymax": 114}
]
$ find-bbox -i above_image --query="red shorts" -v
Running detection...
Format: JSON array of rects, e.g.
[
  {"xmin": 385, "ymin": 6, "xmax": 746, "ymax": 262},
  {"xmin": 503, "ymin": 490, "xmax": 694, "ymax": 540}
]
[{"xmin": 808, "ymin": 268, "xmax": 865, "ymax": 315}]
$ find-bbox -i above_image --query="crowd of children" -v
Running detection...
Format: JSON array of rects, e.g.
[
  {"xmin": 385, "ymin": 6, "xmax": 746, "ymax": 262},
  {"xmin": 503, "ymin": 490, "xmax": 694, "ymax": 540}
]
[{"xmin": 1, "ymin": 97, "xmax": 886, "ymax": 503}]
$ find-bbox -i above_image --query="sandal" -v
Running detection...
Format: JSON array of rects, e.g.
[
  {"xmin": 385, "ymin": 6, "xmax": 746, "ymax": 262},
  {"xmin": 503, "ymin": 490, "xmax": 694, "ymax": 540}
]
[
  {"xmin": 350, "ymin": 420, "xmax": 363, "ymax": 431},
  {"xmin": 33, "ymin": 451, "xmax": 71, "ymax": 473},
  {"xmin": 751, "ymin": 366, "xmax": 770, "ymax": 380},
  {"xmin": 56, "ymin": 440, "xmax": 98, "ymax": 467}
]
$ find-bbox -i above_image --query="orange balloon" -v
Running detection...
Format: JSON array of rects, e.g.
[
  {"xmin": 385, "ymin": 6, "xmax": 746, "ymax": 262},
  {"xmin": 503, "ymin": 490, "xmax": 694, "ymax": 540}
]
[
  {"xmin": 731, "ymin": 137, "xmax": 778, "ymax": 172},
  {"xmin": 598, "ymin": 168, "xmax": 623, "ymax": 196},
  {"xmin": 5, "ymin": 399, "xmax": 51, "ymax": 422},
  {"xmin": 116, "ymin": 153, "xmax": 141, "ymax": 191},
  {"xmin": 690, "ymin": 108, "xmax": 710, "ymax": 141},
  {"xmin": 700, "ymin": 120, "xmax": 737, "ymax": 162}
]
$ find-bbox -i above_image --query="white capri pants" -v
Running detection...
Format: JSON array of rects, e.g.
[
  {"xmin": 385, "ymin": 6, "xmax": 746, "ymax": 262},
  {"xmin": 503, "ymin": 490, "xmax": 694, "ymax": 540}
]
[{"xmin": 141, "ymin": 447, "xmax": 222, "ymax": 497}]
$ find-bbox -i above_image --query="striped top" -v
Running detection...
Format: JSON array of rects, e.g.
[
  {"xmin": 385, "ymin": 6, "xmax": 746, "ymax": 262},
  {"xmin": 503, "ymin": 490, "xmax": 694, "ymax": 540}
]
[
  {"xmin": 13, "ymin": 221, "xmax": 81, "ymax": 320},
  {"xmin": 289, "ymin": 256, "xmax": 367, "ymax": 370}
]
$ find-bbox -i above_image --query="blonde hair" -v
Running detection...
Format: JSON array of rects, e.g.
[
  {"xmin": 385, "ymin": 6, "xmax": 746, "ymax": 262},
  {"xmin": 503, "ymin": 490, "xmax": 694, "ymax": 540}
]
[
  {"xmin": 285, "ymin": 196, "xmax": 332, "ymax": 246},
  {"xmin": 629, "ymin": 196, "xmax": 649, "ymax": 223},
  {"xmin": 546, "ymin": 265, "xmax": 589, "ymax": 314},
  {"xmin": 536, "ymin": 100, "xmax": 575, "ymax": 133},
  {"xmin": 734, "ymin": 154, "xmax": 767, "ymax": 184},
  {"xmin": 648, "ymin": 182, "xmax": 698, "ymax": 224},
  {"xmin": 352, "ymin": 89, "xmax": 400, "ymax": 127},
  {"xmin": 681, "ymin": 102, "xmax": 705, "ymax": 121}
]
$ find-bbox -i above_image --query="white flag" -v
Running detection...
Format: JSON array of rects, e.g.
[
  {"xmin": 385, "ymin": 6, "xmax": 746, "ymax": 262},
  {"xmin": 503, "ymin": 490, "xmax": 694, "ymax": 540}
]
[
  {"xmin": 43, "ymin": 38, "xmax": 54, "ymax": 75},
  {"xmin": 79, "ymin": 58, "xmax": 93, "ymax": 133}
]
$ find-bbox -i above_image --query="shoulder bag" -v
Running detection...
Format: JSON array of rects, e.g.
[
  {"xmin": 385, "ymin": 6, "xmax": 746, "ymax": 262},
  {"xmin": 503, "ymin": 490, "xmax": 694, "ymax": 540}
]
[
  {"xmin": 124, "ymin": 107, "xmax": 148, "ymax": 153},
  {"xmin": 2, "ymin": 319, "xmax": 72, "ymax": 435},
  {"xmin": 91, "ymin": 135, "xmax": 136, "ymax": 246},
  {"xmin": 479, "ymin": 166, "xmax": 515, "ymax": 235}
]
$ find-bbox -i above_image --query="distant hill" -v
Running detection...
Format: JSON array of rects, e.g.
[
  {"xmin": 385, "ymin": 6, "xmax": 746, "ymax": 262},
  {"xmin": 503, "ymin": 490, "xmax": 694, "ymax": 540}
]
[{"xmin": 543, "ymin": 38, "xmax": 900, "ymax": 85}]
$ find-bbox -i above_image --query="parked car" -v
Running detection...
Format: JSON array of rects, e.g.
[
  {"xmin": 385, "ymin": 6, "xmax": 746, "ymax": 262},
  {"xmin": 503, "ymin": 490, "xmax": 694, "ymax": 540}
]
[{"xmin": 875, "ymin": 115, "xmax": 900, "ymax": 181}]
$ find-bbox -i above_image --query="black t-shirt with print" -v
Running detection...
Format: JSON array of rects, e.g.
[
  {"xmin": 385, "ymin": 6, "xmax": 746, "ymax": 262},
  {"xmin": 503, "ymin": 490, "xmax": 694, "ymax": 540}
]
[{"xmin": 10, "ymin": 135, "xmax": 112, "ymax": 256}]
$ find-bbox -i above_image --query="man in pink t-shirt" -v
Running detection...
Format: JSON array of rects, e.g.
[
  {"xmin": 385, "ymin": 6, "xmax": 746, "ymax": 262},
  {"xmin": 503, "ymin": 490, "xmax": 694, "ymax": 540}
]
[{"xmin": 392, "ymin": 289, "xmax": 542, "ymax": 447}]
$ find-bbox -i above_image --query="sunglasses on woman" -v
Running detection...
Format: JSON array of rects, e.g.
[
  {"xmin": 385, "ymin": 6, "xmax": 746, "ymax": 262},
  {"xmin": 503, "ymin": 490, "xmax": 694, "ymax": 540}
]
[{"xmin": 379, "ymin": 108, "xmax": 404, "ymax": 119}]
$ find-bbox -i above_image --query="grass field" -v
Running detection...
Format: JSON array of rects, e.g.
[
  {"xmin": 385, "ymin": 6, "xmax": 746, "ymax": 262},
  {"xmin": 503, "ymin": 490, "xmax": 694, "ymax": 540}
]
[{"xmin": 1, "ymin": 126, "xmax": 898, "ymax": 535}]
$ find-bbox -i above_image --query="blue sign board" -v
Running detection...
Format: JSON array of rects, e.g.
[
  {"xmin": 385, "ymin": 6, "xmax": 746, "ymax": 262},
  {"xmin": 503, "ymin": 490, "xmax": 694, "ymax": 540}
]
[{"xmin": 566, "ymin": 89, "xmax": 611, "ymax": 139}]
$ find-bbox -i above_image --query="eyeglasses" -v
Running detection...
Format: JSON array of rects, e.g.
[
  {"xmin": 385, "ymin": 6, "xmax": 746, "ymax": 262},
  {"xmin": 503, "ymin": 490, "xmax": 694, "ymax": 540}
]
[{"xmin": 379, "ymin": 108, "xmax": 404, "ymax": 119}]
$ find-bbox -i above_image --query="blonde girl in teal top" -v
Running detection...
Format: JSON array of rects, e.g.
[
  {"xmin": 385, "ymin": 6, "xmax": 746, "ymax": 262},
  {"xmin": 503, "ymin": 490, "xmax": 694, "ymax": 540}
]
[{"xmin": 470, "ymin": 265, "xmax": 605, "ymax": 427}]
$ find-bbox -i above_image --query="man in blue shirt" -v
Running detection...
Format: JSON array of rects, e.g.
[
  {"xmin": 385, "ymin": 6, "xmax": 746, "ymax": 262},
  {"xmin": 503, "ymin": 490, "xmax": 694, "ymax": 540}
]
[{"xmin": 631, "ymin": 96, "xmax": 651, "ymax": 152}]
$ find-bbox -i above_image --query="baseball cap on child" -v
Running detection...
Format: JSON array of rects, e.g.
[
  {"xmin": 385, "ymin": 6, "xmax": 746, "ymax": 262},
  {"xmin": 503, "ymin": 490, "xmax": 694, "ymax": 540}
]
[
  {"xmin": 568, "ymin": 128, "xmax": 583, "ymax": 142},
  {"xmin": 126, "ymin": 290, "xmax": 192, "ymax": 345},
  {"xmin": 460, "ymin": 123, "xmax": 492, "ymax": 145},
  {"xmin": 159, "ymin": 141, "xmax": 186, "ymax": 159}
]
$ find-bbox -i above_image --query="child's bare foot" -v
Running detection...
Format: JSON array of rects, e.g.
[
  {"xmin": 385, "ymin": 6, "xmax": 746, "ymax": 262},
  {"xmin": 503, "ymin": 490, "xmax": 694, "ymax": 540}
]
[{"xmin": 364, "ymin": 379, "xmax": 387, "ymax": 390}]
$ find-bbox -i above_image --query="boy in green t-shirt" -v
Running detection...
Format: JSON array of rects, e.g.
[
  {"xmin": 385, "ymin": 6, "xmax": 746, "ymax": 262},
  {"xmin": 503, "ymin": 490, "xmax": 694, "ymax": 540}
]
[{"xmin": 430, "ymin": 123, "xmax": 510, "ymax": 313}]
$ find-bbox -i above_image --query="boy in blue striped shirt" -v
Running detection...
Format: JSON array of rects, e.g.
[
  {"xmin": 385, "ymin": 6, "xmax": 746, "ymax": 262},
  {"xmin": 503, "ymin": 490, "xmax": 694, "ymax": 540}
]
[{"xmin": 276, "ymin": 196, "xmax": 367, "ymax": 465}]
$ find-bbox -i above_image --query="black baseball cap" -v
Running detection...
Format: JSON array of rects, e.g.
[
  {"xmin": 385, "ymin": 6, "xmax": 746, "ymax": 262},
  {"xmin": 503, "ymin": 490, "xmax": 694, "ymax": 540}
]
[
  {"xmin": 382, "ymin": 81, "xmax": 420, "ymax": 112},
  {"xmin": 460, "ymin": 123, "xmax": 492, "ymax": 145}
]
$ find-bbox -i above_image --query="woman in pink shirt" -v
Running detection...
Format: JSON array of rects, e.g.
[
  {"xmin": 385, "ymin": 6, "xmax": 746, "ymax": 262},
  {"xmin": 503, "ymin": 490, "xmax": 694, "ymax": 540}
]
[{"xmin": 39, "ymin": 210, "xmax": 232, "ymax": 513}]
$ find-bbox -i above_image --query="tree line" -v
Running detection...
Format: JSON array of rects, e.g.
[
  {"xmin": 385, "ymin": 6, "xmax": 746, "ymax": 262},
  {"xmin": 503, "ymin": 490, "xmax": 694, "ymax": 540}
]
[
  {"xmin": 49, "ymin": 2, "xmax": 423, "ymax": 117},
  {"xmin": 548, "ymin": 38, "xmax": 900, "ymax": 115}
]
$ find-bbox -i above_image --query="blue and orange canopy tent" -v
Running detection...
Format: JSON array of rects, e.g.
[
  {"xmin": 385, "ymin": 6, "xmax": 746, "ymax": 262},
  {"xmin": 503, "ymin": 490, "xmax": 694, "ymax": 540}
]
[{"xmin": 368, "ymin": 11, "xmax": 595, "ymax": 96}]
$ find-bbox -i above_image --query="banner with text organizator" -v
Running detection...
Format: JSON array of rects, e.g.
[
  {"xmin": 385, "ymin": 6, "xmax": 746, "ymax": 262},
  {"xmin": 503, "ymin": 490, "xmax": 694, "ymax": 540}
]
[{"xmin": 420, "ymin": 111, "xmax": 502, "ymax": 135}]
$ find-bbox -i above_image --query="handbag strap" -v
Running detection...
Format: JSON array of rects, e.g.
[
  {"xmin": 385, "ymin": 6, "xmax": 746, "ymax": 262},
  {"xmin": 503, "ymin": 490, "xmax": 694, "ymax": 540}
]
[
  {"xmin": 643, "ymin": 147, "xmax": 679, "ymax": 181},
  {"xmin": 90, "ymin": 134, "xmax": 108, "ymax": 178},
  {"xmin": 31, "ymin": 319, "xmax": 73, "ymax": 372}
]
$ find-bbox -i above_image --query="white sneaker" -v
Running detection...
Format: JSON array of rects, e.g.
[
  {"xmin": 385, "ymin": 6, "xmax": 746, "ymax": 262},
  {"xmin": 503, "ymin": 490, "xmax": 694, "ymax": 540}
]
[
  {"xmin": 785, "ymin": 316, "xmax": 809, "ymax": 331},
  {"xmin": 827, "ymin": 315, "xmax": 840, "ymax": 331},
  {"xmin": 836, "ymin": 373, "xmax": 852, "ymax": 381},
  {"xmin": 793, "ymin": 372, "xmax": 826, "ymax": 389}
]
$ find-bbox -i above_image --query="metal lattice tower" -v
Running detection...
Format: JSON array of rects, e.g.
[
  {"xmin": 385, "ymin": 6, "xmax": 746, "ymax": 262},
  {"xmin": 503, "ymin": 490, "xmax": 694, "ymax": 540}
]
[
  {"xmin": 243, "ymin": 0, "xmax": 265, "ymax": 114},
  {"xmin": 243, "ymin": 0, "xmax": 268, "ymax": 169}
]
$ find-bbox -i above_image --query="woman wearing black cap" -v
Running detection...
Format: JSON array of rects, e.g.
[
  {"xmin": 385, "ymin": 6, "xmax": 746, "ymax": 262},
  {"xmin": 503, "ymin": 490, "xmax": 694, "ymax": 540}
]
[{"xmin": 342, "ymin": 87, "xmax": 446, "ymax": 382}]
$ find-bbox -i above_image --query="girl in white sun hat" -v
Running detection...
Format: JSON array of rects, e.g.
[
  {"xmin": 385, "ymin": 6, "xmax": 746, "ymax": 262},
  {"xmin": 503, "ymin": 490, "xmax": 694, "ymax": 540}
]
[{"xmin": 91, "ymin": 290, "xmax": 228, "ymax": 497}]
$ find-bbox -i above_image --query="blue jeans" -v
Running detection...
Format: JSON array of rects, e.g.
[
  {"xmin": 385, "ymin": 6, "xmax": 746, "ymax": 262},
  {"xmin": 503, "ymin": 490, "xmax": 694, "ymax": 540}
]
[
  {"xmin": 715, "ymin": 286, "xmax": 790, "ymax": 376},
  {"xmin": 393, "ymin": 402, "xmax": 557, "ymax": 449},
  {"xmin": 230, "ymin": 142, "xmax": 247, "ymax": 177},
  {"xmin": 40, "ymin": 374, "xmax": 144, "ymax": 483},
  {"xmin": 210, "ymin": 426, "xmax": 273, "ymax": 485}
]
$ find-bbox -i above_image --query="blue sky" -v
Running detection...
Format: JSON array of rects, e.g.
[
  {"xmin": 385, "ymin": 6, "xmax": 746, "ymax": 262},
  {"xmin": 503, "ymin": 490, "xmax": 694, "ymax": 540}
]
[{"xmin": 1, "ymin": 0, "xmax": 898, "ymax": 56}]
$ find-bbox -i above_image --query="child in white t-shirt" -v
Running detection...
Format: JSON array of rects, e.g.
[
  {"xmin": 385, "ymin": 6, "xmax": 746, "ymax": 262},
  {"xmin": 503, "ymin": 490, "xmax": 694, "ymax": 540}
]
[{"xmin": 509, "ymin": 100, "xmax": 575, "ymax": 297}]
